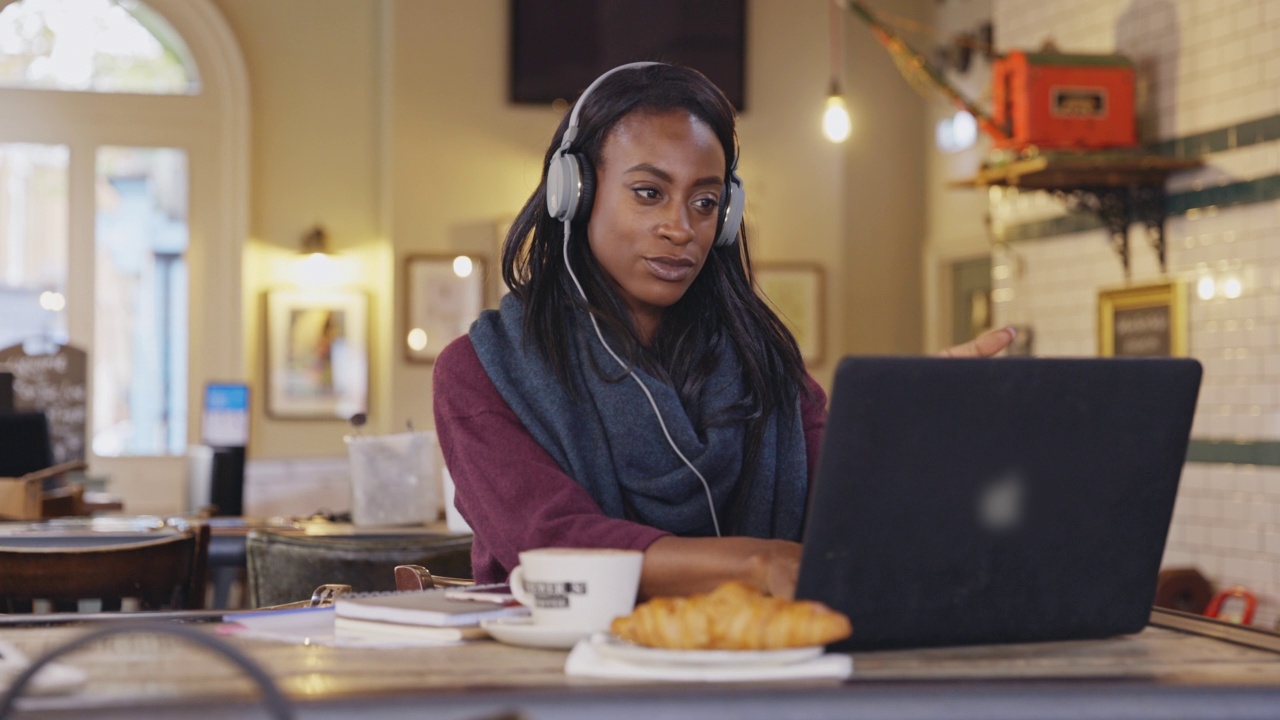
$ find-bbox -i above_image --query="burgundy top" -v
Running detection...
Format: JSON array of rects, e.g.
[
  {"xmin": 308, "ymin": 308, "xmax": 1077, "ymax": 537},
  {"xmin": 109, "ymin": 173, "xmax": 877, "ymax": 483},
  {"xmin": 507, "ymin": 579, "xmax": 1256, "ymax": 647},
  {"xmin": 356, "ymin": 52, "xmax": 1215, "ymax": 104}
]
[{"xmin": 433, "ymin": 335, "xmax": 828, "ymax": 584}]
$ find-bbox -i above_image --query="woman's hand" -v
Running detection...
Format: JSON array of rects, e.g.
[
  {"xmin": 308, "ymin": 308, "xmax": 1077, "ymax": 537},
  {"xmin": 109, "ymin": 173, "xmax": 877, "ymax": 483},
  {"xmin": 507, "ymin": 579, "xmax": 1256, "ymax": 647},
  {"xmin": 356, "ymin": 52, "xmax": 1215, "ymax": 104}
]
[
  {"xmin": 640, "ymin": 536, "xmax": 804, "ymax": 600},
  {"xmin": 939, "ymin": 326, "xmax": 1016, "ymax": 358}
]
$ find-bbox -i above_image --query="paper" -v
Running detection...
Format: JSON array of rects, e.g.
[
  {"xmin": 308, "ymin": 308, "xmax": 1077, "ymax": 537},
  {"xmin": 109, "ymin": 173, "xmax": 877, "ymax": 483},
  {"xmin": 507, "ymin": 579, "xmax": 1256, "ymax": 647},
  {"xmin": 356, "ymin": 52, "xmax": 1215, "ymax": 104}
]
[
  {"xmin": 219, "ymin": 607, "xmax": 467, "ymax": 648},
  {"xmin": 563, "ymin": 638, "xmax": 853, "ymax": 682}
]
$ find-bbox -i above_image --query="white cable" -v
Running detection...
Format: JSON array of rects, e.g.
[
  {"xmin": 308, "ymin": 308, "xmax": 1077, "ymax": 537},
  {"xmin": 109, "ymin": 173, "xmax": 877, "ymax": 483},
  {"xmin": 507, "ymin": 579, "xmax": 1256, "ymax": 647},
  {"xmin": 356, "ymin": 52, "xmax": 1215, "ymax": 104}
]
[{"xmin": 562, "ymin": 224, "xmax": 722, "ymax": 537}]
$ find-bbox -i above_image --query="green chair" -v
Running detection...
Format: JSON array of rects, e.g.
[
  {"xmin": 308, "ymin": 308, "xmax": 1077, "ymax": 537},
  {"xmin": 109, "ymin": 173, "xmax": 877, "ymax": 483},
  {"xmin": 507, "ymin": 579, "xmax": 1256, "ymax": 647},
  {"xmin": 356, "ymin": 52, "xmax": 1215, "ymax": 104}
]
[{"xmin": 244, "ymin": 530, "xmax": 472, "ymax": 608}]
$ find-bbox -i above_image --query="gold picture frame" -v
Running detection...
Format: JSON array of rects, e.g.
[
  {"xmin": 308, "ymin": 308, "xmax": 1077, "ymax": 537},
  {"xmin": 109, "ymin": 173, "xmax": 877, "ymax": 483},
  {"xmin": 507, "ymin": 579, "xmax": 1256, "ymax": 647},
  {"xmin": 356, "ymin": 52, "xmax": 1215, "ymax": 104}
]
[
  {"xmin": 1097, "ymin": 281, "xmax": 1187, "ymax": 357},
  {"xmin": 755, "ymin": 262, "xmax": 825, "ymax": 365},
  {"xmin": 265, "ymin": 289, "xmax": 369, "ymax": 419},
  {"xmin": 403, "ymin": 253, "xmax": 488, "ymax": 363}
]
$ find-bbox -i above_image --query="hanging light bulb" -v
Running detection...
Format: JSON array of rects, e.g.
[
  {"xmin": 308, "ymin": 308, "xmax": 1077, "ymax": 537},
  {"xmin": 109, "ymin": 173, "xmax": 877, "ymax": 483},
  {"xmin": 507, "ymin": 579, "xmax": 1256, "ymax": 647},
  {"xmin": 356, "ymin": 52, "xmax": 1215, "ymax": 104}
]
[
  {"xmin": 823, "ymin": 82, "xmax": 852, "ymax": 143},
  {"xmin": 822, "ymin": 1, "xmax": 852, "ymax": 144}
]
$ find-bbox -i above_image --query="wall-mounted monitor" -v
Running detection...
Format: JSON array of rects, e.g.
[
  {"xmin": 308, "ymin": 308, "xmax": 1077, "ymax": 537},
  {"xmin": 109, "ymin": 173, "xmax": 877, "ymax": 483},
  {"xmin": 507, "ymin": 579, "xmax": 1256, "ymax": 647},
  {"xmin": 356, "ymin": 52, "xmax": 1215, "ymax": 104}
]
[{"xmin": 510, "ymin": 0, "xmax": 747, "ymax": 110}]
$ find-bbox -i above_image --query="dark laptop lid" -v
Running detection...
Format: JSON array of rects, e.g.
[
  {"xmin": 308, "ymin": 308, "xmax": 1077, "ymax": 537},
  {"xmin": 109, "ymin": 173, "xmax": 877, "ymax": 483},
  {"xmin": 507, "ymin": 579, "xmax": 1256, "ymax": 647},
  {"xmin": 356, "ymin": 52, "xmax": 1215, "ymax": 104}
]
[{"xmin": 796, "ymin": 357, "xmax": 1202, "ymax": 652}]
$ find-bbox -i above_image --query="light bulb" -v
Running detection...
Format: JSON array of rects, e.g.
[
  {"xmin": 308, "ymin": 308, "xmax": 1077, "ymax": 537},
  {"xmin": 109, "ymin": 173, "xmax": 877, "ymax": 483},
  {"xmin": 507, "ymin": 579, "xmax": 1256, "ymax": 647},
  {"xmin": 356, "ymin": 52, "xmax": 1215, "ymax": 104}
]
[{"xmin": 823, "ymin": 95, "xmax": 852, "ymax": 143}]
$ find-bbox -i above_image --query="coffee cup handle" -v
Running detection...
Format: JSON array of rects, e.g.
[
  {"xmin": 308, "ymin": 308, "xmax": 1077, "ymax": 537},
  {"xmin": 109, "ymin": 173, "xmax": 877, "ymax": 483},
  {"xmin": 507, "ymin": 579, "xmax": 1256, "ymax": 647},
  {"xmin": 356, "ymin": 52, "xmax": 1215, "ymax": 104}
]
[{"xmin": 508, "ymin": 565, "xmax": 533, "ymax": 608}]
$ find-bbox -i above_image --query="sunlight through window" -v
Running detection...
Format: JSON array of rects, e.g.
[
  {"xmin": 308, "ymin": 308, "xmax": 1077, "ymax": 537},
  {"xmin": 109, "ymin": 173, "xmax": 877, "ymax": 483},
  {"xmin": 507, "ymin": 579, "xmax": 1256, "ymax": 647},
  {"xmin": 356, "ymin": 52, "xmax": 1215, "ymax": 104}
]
[{"xmin": 0, "ymin": 0, "xmax": 199, "ymax": 94}]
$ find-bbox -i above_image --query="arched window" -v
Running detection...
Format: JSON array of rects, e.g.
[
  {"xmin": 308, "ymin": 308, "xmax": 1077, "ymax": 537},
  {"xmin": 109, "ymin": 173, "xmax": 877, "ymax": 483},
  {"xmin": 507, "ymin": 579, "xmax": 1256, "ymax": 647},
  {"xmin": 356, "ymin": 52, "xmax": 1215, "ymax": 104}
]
[
  {"xmin": 0, "ymin": 0, "xmax": 246, "ymax": 491},
  {"xmin": 0, "ymin": 0, "xmax": 199, "ymax": 94}
]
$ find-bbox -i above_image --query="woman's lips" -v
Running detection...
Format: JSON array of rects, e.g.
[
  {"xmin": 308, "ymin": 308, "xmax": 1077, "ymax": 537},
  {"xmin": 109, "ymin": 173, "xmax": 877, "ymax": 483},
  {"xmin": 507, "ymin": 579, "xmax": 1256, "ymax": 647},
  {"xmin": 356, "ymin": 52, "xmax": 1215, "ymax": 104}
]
[{"xmin": 644, "ymin": 256, "xmax": 696, "ymax": 282}]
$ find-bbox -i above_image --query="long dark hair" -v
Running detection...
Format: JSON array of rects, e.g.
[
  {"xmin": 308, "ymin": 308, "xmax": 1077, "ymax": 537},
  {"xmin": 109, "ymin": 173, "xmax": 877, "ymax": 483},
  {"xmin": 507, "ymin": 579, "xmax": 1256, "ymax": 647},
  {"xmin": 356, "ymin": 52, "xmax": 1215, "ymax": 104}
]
[{"xmin": 501, "ymin": 65, "xmax": 809, "ymax": 527}]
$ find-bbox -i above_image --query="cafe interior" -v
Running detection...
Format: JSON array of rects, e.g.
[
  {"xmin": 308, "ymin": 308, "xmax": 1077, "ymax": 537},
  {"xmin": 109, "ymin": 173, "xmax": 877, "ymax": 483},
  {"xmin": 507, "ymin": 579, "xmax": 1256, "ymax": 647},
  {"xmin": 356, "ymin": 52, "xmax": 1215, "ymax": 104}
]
[{"xmin": 3, "ymin": 0, "xmax": 1280, "ymax": 717}]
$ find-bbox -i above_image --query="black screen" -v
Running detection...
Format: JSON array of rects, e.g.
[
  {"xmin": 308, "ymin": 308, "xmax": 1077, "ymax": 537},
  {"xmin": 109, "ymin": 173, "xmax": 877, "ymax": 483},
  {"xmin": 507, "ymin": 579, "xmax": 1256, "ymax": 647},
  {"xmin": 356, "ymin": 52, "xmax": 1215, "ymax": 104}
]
[
  {"xmin": 510, "ymin": 0, "xmax": 746, "ymax": 110},
  {"xmin": 0, "ymin": 411, "xmax": 54, "ymax": 478}
]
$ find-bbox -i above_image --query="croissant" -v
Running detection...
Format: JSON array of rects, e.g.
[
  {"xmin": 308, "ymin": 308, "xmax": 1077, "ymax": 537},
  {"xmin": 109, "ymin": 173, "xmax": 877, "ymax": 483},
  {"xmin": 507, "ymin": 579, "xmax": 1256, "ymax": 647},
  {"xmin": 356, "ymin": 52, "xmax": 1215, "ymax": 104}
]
[{"xmin": 611, "ymin": 581, "xmax": 853, "ymax": 650}]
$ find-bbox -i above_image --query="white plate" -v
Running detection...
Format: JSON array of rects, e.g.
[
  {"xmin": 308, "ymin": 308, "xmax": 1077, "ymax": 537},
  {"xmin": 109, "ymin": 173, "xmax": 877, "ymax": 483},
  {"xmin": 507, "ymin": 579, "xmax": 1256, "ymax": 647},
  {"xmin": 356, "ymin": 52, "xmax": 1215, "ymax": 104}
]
[
  {"xmin": 590, "ymin": 632, "xmax": 824, "ymax": 667},
  {"xmin": 480, "ymin": 617, "xmax": 591, "ymax": 650}
]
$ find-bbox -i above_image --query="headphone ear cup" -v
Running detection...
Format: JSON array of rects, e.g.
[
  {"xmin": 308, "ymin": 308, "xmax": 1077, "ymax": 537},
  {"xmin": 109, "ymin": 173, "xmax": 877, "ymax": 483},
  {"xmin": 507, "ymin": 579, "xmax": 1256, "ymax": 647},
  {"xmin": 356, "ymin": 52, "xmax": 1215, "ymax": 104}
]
[
  {"xmin": 545, "ymin": 152, "xmax": 583, "ymax": 222},
  {"xmin": 715, "ymin": 171, "xmax": 745, "ymax": 247},
  {"xmin": 577, "ymin": 155, "xmax": 596, "ymax": 223}
]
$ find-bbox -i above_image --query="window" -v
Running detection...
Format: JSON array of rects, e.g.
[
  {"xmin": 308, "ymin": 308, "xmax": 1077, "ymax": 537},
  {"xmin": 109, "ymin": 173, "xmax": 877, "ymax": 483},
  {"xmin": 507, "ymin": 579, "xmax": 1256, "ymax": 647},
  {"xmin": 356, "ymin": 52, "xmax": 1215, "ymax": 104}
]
[
  {"xmin": 0, "ymin": 0, "xmax": 198, "ymax": 94},
  {"xmin": 0, "ymin": 0, "xmax": 244, "ymax": 468},
  {"xmin": 94, "ymin": 146, "xmax": 188, "ymax": 455},
  {"xmin": 0, "ymin": 142, "xmax": 68, "ymax": 351}
]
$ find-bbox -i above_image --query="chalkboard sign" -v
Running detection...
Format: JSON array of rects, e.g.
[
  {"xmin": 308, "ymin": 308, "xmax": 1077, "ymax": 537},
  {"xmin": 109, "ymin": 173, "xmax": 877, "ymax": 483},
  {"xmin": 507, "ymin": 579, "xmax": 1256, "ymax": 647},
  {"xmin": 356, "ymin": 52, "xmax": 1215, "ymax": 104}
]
[
  {"xmin": 0, "ymin": 342, "xmax": 88, "ymax": 463},
  {"xmin": 1098, "ymin": 282, "xmax": 1187, "ymax": 357}
]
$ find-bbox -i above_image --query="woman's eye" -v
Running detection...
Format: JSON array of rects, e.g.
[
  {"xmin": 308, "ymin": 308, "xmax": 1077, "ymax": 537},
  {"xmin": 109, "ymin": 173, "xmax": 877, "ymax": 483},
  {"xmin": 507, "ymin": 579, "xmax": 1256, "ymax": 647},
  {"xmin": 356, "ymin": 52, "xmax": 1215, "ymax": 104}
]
[
  {"xmin": 633, "ymin": 187, "xmax": 661, "ymax": 200},
  {"xmin": 693, "ymin": 197, "xmax": 721, "ymax": 212}
]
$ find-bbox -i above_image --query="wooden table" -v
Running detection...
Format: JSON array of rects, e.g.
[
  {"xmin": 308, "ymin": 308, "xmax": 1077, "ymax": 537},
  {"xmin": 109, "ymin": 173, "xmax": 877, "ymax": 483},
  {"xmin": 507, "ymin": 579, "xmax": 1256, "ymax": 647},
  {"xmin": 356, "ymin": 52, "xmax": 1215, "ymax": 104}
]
[{"xmin": 3, "ymin": 609, "xmax": 1280, "ymax": 719}]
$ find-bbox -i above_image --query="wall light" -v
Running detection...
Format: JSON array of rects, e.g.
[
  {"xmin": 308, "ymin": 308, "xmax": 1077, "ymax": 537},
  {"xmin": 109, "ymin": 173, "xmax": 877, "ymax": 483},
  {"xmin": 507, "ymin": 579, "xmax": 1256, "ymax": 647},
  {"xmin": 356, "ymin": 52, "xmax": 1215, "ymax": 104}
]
[
  {"xmin": 294, "ymin": 224, "xmax": 345, "ymax": 287},
  {"xmin": 1196, "ymin": 276, "xmax": 1215, "ymax": 300},
  {"xmin": 406, "ymin": 327, "xmax": 428, "ymax": 352},
  {"xmin": 39, "ymin": 290, "xmax": 66, "ymax": 312},
  {"xmin": 1222, "ymin": 276, "xmax": 1243, "ymax": 299},
  {"xmin": 299, "ymin": 224, "xmax": 331, "ymax": 256},
  {"xmin": 452, "ymin": 255, "xmax": 474, "ymax": 278}
]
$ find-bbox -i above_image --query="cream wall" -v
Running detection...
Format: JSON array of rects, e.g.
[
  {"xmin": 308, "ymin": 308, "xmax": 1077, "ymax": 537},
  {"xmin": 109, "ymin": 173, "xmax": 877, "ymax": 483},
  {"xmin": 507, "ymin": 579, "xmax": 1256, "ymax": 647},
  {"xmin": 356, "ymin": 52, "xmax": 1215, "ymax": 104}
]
[
  {"xmin": 839, "ymin": 0, "xmax": 931, "ymax": 356},
  {"xmin": 203, "ymin": 0, "xmax": 933, "ymax": 471},
  {"xmin": 214, "ymin": 0, "xmax": 386, "ymax": 457}
]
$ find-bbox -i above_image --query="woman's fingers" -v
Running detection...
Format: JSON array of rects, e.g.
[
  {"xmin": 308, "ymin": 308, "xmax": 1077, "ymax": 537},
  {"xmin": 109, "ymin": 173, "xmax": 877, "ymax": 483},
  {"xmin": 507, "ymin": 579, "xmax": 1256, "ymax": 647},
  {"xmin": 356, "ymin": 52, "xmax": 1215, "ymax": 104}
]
[{"xmin": 940, "ymin": 326, "xmax": 1017, "ymax": 358}]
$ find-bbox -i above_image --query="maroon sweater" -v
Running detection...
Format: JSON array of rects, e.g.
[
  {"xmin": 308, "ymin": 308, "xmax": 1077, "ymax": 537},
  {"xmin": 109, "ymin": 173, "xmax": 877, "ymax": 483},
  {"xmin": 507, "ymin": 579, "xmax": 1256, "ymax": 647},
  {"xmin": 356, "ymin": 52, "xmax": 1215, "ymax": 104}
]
[{"xmin": 432, "ymin": 335, "xmax": 828, "ymax": 584}]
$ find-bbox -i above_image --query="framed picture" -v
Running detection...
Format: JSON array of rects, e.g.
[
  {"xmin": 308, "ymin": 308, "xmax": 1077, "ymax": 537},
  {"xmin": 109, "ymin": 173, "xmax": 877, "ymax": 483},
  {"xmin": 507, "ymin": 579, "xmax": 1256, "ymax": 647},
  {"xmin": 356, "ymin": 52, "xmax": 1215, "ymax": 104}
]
[
  {"xmin": 755, "ymin": 262, "xmax": 825, "ymax": 364},
  {"xmin": 1098, "ymin": 281, "xmax": 1187, "ymax": 357},
  {"xmin": 265, "ymin": 289, "xmax": 368, "ymax": 419},
  {"xmin": 404, "ymin": 253, "xmax": 488, "ymax": 363}
]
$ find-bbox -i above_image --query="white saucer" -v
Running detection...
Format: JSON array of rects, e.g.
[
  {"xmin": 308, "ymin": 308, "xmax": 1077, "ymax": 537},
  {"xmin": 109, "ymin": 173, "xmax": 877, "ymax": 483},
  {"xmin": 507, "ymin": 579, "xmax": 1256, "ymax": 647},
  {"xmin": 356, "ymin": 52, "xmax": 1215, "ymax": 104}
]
[
  {"xmin": 480, "ymin": 617, "xmax": 592, "ymax": 650},
  {"xmin": 590, "ymin": 632, "xmax": 823, "ymax": 667}
]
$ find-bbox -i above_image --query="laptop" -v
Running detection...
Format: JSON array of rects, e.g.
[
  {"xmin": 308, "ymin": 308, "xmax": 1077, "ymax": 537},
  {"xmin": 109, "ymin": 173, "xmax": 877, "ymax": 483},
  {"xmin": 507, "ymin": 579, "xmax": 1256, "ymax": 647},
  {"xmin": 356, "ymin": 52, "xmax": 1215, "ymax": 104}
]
[{"xmin": 795, "ymin": 356, "xmax": 1202, "ymax": 652}]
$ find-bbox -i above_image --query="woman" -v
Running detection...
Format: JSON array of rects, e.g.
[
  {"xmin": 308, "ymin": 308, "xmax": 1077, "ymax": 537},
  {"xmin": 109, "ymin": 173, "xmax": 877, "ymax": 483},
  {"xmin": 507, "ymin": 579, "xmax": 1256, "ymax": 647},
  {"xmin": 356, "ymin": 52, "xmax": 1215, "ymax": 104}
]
[{"xmin": 434, "ymin": 63, "xmax": 1010, "ymax": 599}]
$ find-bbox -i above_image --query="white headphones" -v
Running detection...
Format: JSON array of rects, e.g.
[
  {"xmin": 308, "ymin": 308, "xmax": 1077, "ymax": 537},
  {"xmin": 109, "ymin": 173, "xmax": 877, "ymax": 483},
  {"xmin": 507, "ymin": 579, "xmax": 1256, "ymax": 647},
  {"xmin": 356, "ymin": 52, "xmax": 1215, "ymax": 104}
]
[
  {"xmin": 544, "ymin": 61, "xmax": 746, "ymax": 248},
  {"xmin": 552, "ymin": 62, "xmax": 741, "ymax": 537}
]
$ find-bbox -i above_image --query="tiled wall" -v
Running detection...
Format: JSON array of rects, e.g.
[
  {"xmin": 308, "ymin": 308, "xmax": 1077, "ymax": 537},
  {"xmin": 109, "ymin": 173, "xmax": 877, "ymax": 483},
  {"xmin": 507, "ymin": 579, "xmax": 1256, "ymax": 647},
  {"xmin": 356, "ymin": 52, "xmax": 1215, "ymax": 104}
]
[{"xmin": 990, "ymin": 0, "xmax": 1280, "ymax": 628}]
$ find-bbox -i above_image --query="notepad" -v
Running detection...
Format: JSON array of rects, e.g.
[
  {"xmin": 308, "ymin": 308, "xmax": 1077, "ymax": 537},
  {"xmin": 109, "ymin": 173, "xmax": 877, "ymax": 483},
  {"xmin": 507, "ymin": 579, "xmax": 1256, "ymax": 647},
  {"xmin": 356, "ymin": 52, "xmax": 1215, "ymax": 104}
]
[
  {"xmin": 334, "ymin": 616, "xmax": 489, "ymax": 642},
  {"xmin": 334, "ymin": 586, "xmax": 529, "ymax": 627}
]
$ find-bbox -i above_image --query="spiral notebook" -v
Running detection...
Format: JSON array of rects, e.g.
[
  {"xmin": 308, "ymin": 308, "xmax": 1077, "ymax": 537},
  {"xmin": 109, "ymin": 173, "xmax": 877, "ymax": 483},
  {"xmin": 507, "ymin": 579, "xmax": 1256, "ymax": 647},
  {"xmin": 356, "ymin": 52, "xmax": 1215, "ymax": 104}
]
[{"xmin": 334, "ymin": 585, "xmax": 529, "ymax": 627}]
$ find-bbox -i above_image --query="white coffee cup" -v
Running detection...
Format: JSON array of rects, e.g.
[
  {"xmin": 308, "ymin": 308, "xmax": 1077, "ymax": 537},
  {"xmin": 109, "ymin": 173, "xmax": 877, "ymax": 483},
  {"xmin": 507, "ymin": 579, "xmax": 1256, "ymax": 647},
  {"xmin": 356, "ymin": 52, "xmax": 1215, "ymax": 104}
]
[{"xmin": 507, "ymin": 548, "xmax": 643, "ymax": 632}]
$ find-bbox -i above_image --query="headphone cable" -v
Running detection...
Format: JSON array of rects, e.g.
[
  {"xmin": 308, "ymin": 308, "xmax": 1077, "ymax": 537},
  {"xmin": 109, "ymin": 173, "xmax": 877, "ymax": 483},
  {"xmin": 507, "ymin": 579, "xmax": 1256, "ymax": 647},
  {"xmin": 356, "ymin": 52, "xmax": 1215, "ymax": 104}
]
[{"xmin": 561, "ymin": 226, "xmax": 723, "ymax": 538}]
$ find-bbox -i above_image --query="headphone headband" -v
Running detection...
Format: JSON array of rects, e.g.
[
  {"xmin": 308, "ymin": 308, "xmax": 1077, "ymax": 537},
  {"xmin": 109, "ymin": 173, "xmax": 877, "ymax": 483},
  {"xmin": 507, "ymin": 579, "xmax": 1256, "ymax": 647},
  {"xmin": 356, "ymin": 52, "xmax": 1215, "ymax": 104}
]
[
  {"xmin": 556, "ymin": 61, "xmax": 661, "ymax": 159},
  {"xmin": 545, "ymin": 61, "xmax": 745, "ymax": 247}
]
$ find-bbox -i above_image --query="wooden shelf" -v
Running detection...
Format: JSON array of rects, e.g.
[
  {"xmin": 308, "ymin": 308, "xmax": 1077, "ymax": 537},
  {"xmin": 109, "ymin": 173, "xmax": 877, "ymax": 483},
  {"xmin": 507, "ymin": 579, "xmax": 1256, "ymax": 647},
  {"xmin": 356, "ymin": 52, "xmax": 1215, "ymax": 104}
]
[
  {"xmin": 966, "ymin": 152, "xmax": 1203, "ymax": 190},
  {"xmin": 956, "ymin": 151, "xmax": 1204, "ymax": 277}
]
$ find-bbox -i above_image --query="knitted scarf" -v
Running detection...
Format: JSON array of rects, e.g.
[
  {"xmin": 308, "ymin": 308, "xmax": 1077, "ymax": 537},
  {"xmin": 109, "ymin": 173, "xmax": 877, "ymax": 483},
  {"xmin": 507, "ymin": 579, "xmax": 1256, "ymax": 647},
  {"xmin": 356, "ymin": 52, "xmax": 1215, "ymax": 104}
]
[{"xmin": 469, "ymin": 293, "xmax": 807, "ymax": 540}]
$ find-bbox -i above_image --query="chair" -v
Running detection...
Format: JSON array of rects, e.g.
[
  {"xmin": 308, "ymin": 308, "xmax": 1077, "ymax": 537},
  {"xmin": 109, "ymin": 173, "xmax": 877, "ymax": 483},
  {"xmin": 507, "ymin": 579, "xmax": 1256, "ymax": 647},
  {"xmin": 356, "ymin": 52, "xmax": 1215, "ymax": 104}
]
[
  {"xmin": 245, "ymin": 530, "xmax": 472, "ymax": 608},
  {"xmin": 0, "ymin": 524, "xmax": 210, "ymax": 613}
]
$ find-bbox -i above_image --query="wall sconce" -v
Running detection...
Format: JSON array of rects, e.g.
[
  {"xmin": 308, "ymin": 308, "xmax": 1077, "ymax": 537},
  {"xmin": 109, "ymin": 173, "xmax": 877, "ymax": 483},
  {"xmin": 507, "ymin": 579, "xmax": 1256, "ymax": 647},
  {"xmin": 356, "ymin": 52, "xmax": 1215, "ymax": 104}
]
[
  {"xmin": 295, "ymin": 224, "xmax": 344, "ymax": 287},
  {"xmin": 299, "ymin": 224, "xmax": 331, "ymax": 256}
]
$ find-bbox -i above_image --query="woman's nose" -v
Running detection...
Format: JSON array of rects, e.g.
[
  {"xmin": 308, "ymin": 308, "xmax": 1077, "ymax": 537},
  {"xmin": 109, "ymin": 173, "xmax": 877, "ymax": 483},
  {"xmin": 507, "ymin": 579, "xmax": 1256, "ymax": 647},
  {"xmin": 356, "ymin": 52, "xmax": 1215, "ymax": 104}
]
[{"xmin": 658, "ymin": 205, "xmax": 695, "ymax": 245}]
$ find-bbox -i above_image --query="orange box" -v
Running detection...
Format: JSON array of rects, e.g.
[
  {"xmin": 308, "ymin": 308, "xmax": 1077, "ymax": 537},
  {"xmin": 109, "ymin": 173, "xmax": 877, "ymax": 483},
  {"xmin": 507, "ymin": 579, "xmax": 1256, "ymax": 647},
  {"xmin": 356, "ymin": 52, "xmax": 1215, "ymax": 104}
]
[{"xmin": 991, "ymin": 51, "xmax": 1136, "ymax": 151}]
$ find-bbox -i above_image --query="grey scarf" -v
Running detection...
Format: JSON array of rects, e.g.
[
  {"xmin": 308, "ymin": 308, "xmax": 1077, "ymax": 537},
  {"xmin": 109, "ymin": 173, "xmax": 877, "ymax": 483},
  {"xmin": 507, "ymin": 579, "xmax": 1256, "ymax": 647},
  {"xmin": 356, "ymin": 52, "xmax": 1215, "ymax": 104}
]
[{"xmin": 469, "ymin": 293, "xmax": 807, "ymax": 540}]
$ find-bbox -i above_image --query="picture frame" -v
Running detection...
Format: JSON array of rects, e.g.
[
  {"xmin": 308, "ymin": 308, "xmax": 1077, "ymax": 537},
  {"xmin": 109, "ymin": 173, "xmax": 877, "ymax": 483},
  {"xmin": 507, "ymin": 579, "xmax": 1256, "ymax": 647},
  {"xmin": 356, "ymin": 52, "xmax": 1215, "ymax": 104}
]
[
  {"xmin": 265, "ymin": 289, "xmax": 368, "ymax": 419},
  {"xmin": 755, "ymin": 262, "xmax": 825, "ymax": 365},
  {"xmin": 1097, "ymin": 281, "xmax": 1187, "ymax": 357},
  {"xmin": 403, "ymin": 253, "xmax": 488, "ymax": 363}
]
